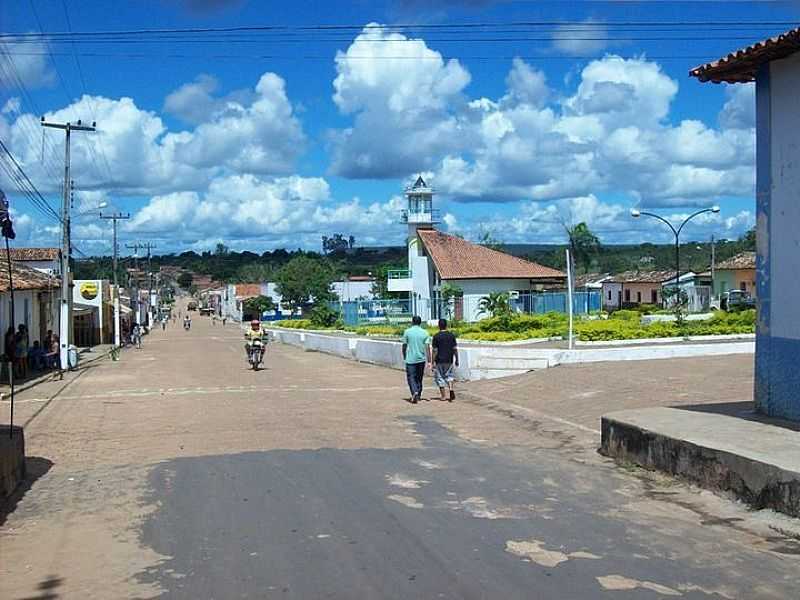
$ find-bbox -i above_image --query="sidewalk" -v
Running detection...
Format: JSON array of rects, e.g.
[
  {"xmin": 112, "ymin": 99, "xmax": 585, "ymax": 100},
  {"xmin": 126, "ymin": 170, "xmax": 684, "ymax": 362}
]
[
  {"xmin": 0, "ymin": 345, "xmax": 113, "ymax": 399},
  {"xmin": 601, "ymin": 404, "xmax": 800, "ymax": 517}
]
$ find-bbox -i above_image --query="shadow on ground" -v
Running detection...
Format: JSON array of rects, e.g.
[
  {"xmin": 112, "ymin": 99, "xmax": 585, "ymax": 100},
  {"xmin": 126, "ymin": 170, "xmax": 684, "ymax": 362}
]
[
  {"xmin": 134, "ymin": 416, "xmax": 766, "ymax": 600},
  {"xmin": 1, "ymin": 456, "xmax": 54, "ymax": 527},
  {"xmin": 15, "ymin": 574, "xmax": 64, "ymax": 600}
]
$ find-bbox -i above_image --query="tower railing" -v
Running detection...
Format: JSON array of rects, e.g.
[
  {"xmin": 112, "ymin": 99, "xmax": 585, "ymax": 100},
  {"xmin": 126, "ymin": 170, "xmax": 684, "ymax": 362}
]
[{"xmin": 401, "ymin": 209, "xmax": 441, "ymax": 224}]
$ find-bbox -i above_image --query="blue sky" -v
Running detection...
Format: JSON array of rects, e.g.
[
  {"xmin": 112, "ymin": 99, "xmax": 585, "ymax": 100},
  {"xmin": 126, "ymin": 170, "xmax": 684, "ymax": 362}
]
[{"xmin": 1, "ymin": 1, "xmax": 798, "ymax": 255}]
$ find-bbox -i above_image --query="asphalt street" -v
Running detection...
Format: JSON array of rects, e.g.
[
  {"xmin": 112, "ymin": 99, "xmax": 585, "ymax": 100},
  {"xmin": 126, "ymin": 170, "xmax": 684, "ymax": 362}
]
[{"xmin": 1, "ymin": 306, "xmax": 798, "ymax": 599}]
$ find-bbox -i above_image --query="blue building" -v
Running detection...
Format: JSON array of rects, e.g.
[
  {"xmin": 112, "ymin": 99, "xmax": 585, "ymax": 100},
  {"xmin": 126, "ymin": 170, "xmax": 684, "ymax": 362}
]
[{"xmin": 692, "ymin": 28, "xmax": 800, "ymax": 421}]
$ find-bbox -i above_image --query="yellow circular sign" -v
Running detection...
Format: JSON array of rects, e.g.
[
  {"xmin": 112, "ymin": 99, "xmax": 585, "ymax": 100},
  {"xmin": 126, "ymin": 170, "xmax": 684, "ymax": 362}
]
[{"xmin": 80, "ymin": 281, "xmax": 98, "ymax": 300}]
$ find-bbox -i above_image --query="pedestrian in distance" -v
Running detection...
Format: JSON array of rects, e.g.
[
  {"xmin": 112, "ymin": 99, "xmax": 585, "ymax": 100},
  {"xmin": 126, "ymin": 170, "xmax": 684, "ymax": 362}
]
[
  {"xmin": 402, "ymin": 315, "xmax": 431, "ymax": 404},
  {"xmin": 431, "ymin": 318, "xmax": 459, "ymax": 402},
  {"xmin": 161, "ymin": 318, "xmax": 167, "ymax": 331}
]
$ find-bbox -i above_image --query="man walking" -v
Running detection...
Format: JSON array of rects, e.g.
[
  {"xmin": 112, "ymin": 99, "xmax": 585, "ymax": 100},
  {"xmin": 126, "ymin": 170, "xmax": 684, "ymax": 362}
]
[
  {"xmin": 432, "ymin": 318, "xmax": 458, "ymax": 402},
  {"xmin": 402, "ymin": 315, "xmax": 430, "ymax": 404}
]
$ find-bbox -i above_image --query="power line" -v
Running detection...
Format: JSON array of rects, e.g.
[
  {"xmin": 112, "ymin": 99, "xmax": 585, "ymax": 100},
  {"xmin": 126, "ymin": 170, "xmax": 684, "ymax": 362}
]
[
  {"xmin": 0, "ymin": 138, "xmax": 62, "ymax": 222},
  {"xmin": 60, "ymin": 0, "xmax": 116, "ymax": 187},
  {"xmin": 1, "ymin": 20, "xmax": 797, "ymax": 40},
  {"xmin": 0, "ymin": 51, "xmax": 725, "ymax": 61}
]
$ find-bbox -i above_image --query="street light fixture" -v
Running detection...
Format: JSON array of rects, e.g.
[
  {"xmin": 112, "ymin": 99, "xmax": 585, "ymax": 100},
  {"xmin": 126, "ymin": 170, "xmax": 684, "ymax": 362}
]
[
  {"xmin": 75, "ymin": 201, "xmax": 108, "ymax": 218},
  {"xmin": 631, "ymin": 205, "xmax": 721, "ymax": 293}
]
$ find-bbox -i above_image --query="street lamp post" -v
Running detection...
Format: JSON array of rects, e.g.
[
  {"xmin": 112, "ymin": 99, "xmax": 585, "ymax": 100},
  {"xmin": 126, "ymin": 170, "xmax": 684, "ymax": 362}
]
[{"xmin": 630, "ymin": 205, "xmax": 720, "ymax": 296}]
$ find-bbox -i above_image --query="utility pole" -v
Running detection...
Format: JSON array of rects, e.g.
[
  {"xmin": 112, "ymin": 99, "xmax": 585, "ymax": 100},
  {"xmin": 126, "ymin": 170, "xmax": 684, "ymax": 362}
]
[
  {"xmin": 126, "ymin": 242, "xmax": 156, "ymax": 328},
  {"xmin": 101, "ymin": 212, "xmax": 130, "ymax": 348},
  {"xmin": 41, "ymin": 118, "xmax": 96, "ymax": 370},
  {"xmin": 711, "ymin": 234, "xmax": 716, "ymax": 297}
]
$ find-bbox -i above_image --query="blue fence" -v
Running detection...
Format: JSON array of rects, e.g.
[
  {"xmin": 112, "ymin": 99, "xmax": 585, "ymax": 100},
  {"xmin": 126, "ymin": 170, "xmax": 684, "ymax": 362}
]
[
  {"xmin": 331, "ymin": 291, "xmax": 601, "ymax": 326},
  {"xmin": 331, "ymin": 299, "xmax": 415, "ymax": 327},
  {"xmin": 513, "ymin": 291, "xmax": 601, "ymax": 315}
]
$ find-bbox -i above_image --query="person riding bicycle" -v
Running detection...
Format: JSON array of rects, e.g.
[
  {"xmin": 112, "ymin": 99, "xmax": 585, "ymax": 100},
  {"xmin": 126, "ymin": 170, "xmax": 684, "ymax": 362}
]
[
  {"xmin": 183, "ymin": 315, "xmax": 191, "ymax": 330},
  {"xmin": 244, "ymin": 319, "xmax": 266, "ymax": 363}
]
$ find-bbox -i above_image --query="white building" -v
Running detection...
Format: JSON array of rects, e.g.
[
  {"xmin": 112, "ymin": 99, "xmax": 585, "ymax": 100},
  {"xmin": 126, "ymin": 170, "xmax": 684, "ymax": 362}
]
[
  {"xmin": 388, "ymin": 176, "xmax": 565, "ymax": 322},
  {"xmin": 222, "ymin": 277, "xmax": 376, "ymax": 322},
  {"xmin": 692, "ymin": 27, "xmax": 800, "ymax": 420},
  {"xmin": 0, "ymin": 261, "xmax": 60, "ymax": 348}
]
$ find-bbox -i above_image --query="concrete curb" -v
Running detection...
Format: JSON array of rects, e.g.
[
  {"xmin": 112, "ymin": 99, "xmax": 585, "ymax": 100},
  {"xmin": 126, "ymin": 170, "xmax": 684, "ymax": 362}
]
[
  {"xmin": 575, "ymin": 333, "xmax": 755, "ymax": 347},
  {"xmin": 600, "ymin": 407, "xmax": 800, "ymax": 518},
  {"xmin": 272, "ymin": 328, "xmax": 754, "ymax": 380}
]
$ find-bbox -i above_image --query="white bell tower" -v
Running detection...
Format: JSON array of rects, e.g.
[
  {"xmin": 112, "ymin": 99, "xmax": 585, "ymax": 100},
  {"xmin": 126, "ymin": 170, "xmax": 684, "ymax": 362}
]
[{"xmin": 403, "ymin": 175, "xmax": 439, "ymax": 267}]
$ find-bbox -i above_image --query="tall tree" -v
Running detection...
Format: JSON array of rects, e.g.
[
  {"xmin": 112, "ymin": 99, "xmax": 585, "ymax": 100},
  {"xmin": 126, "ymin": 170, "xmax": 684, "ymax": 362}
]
[
  {"xmin": 275, "ymin": 255, "xmax": 337, "ymax": 312},
  {"xmin": 177, "ymin": 272, "xmax": 193, "ymax": 289}
]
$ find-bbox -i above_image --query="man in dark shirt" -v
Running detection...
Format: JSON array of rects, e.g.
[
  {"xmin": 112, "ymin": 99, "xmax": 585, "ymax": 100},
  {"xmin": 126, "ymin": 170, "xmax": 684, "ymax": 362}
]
[{"xmin": 431, "ymin": 318, "xmax": 458, "ymax": 402}]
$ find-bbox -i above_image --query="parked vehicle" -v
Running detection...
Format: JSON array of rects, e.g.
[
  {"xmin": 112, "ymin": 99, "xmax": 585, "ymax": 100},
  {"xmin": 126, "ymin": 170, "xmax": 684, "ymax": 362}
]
[{"xmin": 720, "ymin": 290, "xmax": 756, "ymax": 312}]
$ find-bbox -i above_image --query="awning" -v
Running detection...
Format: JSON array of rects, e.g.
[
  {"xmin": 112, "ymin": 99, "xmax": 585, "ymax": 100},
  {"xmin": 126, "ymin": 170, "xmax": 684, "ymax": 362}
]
[{"xmin": 73, "ymin": 304, "xmax": 96, "ymax": 316}]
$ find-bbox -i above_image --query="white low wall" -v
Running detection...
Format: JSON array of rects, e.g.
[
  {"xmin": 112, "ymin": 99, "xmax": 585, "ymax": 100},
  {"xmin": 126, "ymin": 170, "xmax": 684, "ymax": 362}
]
[
  {"xmin": 554, "ymin": 341, "xmax": 754, "ymax": 365},
  {"xmin": 271, "ymin": 328, "xmax": 754, "ymax": 381},
  {"xmin": 303, "ymin": 333, "xmax": 355, "ymax": 359}
]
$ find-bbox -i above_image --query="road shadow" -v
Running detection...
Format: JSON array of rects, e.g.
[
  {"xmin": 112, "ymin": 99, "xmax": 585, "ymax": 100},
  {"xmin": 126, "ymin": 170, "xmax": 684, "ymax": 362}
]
[
  {"xmin": 15, "ymin": 574, "xmax": 64, "ymax": 600},
  {"xmin": 0, "ymin": 456, "xmax": 54, "ymax": 527},
  {"xmin": 672, "ymin": 400, "xmax": 800, "ymax": 432}
]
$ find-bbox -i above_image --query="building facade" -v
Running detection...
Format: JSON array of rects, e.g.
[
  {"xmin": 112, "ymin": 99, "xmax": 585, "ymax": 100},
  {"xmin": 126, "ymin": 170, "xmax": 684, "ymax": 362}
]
[
  {"xmin": 713, "ymin": 252, "xmax": 756, "ymax": 298},
  {"xmin": 388, "ymin": 177, "xmax": 566, "ymax": 322},
  {"xmin": 692, "ymin": 27, "xmax": 800, "ymax": 420}
]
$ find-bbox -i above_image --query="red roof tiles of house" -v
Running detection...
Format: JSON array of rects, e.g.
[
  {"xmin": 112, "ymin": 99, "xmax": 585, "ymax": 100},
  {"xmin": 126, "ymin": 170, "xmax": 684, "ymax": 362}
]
[
  {"xmin": 0, "ymin": 262, "xmax": 60, "ymax": 292},
  {"xmin": 417, "ymin": 229, "xmax": 565, "ymax": 280},
  {"xmin": 610, "ymin": 270, "xmax": 682, "ymax": 284},
  {"xmin": 716, "ymin": 252, "xmax": 756, "ymax": 270},
  {"xmin": 235, "ymin": 283, "xmax": 262, "ymax": 299},
  {"xmin": 690, "ymin": 27, "xmax": 800, "ymax": 84},
  {"xmin": 4, "ymin": 247, "xmax": 60, "ymax": 261}
]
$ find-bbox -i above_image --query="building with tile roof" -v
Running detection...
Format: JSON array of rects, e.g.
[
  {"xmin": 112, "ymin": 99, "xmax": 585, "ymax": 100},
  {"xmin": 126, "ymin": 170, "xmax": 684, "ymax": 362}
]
[
  {"xmin": 2, "ymin": 247, "xmax": 60, "ymax": 276},
  {"xmin": 713, "ymin": 252, "xmax": 756, "ymax": 299},
  {"xmin": 0, "ymin": 261, "xmax": 61, "ymax": 351},
  {"xmin": 387, "ymin": 177, "xmax": 565, "ymax": 322},
  {"xmin": 692, "ymin": 28, "xmax": 800, "ymax": 420},
  {"xmin": 601, "ymin": 270, "xmax": 699, "ymax": 311}
]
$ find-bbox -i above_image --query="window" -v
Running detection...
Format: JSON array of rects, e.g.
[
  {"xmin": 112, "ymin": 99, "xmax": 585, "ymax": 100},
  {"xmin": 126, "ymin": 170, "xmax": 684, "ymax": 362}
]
[
  {"xmin": 636, "ymin": 291, "xmax": 642, "ymax": 304},
  {"xmin": 740, "ymin": 281, "xmax": 747, "ymax": 291},
  {"xmin": 624, "ymin": 289, "xmax": 630, "ymax": 302},
  {"xmin": 651, "ymin": 290, "xmax": 658, "ymax": 303},
  {"xmin": 607, "ymin": 290, "xmax": 611, "ymax": 300}
]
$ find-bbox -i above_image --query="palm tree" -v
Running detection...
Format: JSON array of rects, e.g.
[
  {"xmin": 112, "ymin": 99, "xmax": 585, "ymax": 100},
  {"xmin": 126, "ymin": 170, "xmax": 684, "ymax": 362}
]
[{"xmin": 565, "ymin": 222, "xmax": 600, "ymax": 274}]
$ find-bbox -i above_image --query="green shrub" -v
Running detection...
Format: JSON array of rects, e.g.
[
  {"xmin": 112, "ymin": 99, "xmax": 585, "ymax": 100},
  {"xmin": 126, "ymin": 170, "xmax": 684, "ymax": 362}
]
[
  {"xmin": 309, "ymin": 305, "xmax": 342, "ymax": 328},
  {"xmin": 609, "ymin": 309, "xmax": 641, "ymax": 321},
  {"xmin": 275, "ymin": 319, "xmax": 313, "ymax": 329}
]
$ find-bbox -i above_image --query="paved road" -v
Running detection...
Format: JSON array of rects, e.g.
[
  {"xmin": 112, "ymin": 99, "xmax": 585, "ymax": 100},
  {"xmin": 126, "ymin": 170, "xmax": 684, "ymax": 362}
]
[{"xmin": 1, "ymin": 307, "xmax": 798, "ymax": 599}]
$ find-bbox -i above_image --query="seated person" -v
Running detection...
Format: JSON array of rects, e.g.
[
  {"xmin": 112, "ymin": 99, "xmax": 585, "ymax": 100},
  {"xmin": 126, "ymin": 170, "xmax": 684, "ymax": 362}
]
[{"xmin": 28, "ymin": 340, "xmax": 45, "ymax": 371}]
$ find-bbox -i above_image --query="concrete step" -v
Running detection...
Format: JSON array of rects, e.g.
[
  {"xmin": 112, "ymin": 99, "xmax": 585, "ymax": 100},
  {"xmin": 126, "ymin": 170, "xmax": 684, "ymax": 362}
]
[
  {"xmin": 600, "ymin": 406, "xmax": 800, "ymax": 518},
  {"xmin": 475, "ymin": 357, "xmax": 550, "ymax": 370},
  {"xmin": 468, "ymin": 368, "xmax": 532, "ymax": 380}
]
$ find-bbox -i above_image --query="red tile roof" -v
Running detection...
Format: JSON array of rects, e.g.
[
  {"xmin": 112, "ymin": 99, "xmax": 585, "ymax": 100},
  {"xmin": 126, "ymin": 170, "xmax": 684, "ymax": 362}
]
[
  {"xmin": 0, "ymin": 262, "xmax": 60, "ymax": 292},
  {"xmin": 235, "ymin": 283, "xmax": 262, "ymax": 299},
  {"xmin": 716, "ymin": 252, "xmax": 756, "ymax": 270},
  {"xmin": 417, "ymin": 229, "xmax": 565, "ymax": 281},
  {"xmin": 4, "ymin": 247, "xmax": 60, "ymax": 261},
  {"xmin": 690, "ymin": 27, "xmax": 800, "ymax": 84}
]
